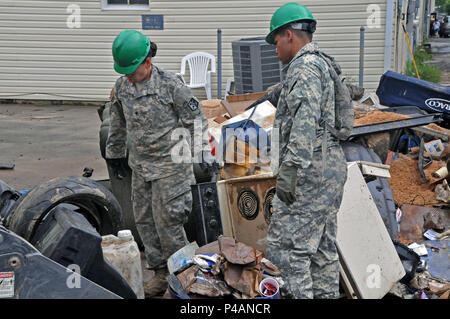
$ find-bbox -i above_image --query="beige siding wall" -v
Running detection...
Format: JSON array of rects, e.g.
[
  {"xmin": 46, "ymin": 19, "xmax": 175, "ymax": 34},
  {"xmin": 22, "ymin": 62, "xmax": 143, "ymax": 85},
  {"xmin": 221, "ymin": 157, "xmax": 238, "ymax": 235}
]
[{"xmin": 0, "ymin": 0, "xmax": 389, "ymax": 101}]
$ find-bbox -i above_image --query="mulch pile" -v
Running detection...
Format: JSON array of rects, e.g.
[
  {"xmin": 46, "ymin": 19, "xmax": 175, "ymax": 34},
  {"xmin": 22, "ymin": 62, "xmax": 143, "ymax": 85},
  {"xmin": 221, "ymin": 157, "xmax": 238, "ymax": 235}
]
[
  {"xmin": 388, "ymin": 154, "xmax": 446, "ymax": 206},
  {"xmin": 354, "ymin": 110, "xmax": 410, "ymax": 126}
]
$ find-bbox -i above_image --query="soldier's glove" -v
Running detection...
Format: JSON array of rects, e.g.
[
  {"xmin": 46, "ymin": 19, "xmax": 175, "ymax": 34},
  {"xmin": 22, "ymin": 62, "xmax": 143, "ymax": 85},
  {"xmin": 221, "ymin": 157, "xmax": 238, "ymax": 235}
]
[
  {"xmin": 276, "ymin": 163, "xmax": 298, "ymax": 205},
  {"xmin": 198, "ymin": 150, "xmax": 220, "ymax": 172},
  {"xmin": 106, "ymin": 158, "xmax": 128, "ymax": 180}
]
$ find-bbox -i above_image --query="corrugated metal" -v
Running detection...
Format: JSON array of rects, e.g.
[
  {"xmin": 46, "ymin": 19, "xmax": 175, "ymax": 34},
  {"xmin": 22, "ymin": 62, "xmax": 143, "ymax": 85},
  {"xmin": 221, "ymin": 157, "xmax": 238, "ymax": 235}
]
[{"xmin": 0, "ymin": 0, "xmax": 389, "ymax": 101}]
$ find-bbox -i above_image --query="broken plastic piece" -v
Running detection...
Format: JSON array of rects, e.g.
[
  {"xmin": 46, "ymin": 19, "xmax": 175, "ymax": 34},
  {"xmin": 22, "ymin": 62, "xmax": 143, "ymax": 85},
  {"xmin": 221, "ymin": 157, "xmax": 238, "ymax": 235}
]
[
  {"xmin": 167, "ymin": 242, "xmax": 199, "ymax": 274},
  {"xmin": 408, "ymin": 243, "xmax": 428, "ymax": 256},
  {"xmin": 423, "ymin": 229, "xmax": 441, "ymax": 240},
  {"xmin": 432, "ymin": 166, "xmax": 448, "ymax": 179},
  {"xmin": 192, "ymin": 254, "xmax": 221, "ymax": 272}
]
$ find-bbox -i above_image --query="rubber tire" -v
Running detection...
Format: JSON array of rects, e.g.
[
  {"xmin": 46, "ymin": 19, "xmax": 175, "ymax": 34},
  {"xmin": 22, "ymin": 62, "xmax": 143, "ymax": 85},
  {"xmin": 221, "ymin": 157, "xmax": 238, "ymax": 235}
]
[
  {"xmin": 0, "ymin": 180, "xmax": 21, "ymax": 222},
  {"xmin": 342, "ymin": 141, "xmax": 399, "ymax": 241},
  {"xmin": 6, "ymin": 176, "xmax": 123, "ymax": 242}
]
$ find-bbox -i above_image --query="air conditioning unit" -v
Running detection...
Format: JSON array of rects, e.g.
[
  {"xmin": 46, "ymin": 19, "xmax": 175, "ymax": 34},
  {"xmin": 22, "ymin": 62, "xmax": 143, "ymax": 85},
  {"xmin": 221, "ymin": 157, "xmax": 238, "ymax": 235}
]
[
  {"xmin": 232, "ymin": 37, "xmax": 282, "ymax": 94},
  {"xmin": 216, "ymin": 173, "xmax": 277, "ymax": 253}
]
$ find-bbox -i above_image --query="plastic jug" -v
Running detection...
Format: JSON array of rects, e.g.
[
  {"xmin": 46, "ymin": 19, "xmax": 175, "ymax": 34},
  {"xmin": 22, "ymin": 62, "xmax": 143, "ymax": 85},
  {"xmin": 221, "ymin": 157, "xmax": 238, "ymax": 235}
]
[{"xmin": 101, "ymin": 230, "xmax": 144, "ymax": 299}]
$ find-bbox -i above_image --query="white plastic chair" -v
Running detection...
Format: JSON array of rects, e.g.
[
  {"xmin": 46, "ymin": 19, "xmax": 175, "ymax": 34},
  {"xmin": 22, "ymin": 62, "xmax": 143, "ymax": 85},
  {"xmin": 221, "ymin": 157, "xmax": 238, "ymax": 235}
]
[
  {"xmin": 177, "ymin": 52, "xmax": 216, "ymax": 100},
  {"xmin": 225, "ymin": 78, "xmax": 234, "ymax": 97}
]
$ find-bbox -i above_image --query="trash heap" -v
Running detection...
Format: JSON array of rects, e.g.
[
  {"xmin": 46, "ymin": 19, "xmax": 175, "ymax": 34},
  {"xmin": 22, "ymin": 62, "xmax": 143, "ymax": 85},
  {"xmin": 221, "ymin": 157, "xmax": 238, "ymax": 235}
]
[
  {"xmin": 166, "ymin": 236, "xmax": 282, "ymax": 299},
  {"xmin": 354, "ymin": 108, "xmax": 450, "ymax": 299},
  {"xmin": 199, "ymin": 93, "xmax": 450, "ymax": 299}
]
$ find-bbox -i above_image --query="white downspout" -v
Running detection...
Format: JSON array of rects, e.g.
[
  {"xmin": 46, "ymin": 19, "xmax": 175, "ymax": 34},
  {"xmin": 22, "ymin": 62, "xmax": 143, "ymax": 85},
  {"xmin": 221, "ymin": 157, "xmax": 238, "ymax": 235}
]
[{"xmin": 384, "ymin": 0, "xmax": 395, "ymax": 72}]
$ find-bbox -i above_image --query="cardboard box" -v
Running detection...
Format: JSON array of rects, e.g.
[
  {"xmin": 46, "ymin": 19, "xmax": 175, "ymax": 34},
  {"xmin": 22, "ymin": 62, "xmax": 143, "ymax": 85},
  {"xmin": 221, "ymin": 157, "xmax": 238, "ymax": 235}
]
[{"xmin": 424, "ymin": 139, "xmax": 445, "ymax": 156}]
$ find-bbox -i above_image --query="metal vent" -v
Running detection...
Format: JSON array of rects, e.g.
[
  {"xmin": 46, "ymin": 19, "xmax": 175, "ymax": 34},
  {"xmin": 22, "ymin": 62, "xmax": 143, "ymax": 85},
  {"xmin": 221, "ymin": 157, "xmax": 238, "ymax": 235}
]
[
  {"xmin": 263, "ymin": 188, "xmax": 276, "ymax": 224},
  {"xmin": 237, "ymin": 188, "xmax": 259, "ymax": 220}
]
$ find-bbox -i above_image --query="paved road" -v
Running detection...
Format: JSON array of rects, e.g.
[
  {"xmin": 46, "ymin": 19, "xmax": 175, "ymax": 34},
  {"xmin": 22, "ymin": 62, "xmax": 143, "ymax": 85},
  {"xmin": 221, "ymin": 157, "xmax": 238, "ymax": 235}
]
[{"xmin": 0, "ymin": 103, "xmax": 108, "ymax": 190}]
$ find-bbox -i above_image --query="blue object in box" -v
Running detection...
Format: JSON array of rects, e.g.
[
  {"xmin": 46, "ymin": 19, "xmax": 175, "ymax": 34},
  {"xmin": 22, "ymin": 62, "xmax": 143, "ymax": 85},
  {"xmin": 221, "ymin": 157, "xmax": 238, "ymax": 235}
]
[
  {"xmin": 376, "ymin": 71, "xmax": 450, "ymax": 122},
  {"xmin": 221, "ymin": 119, "xmax": 270, "ymax": 150}
]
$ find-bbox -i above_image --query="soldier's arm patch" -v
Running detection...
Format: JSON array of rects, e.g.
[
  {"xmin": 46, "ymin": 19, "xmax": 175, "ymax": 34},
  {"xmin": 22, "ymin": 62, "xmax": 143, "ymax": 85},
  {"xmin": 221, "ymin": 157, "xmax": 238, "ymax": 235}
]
[{"xmin": 187, "ymin": 98, "xmax": 199, "ymax": 111}]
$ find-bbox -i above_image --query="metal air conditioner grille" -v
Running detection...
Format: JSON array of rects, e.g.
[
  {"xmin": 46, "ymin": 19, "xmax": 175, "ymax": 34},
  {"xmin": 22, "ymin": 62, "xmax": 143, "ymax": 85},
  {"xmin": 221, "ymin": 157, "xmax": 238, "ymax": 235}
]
[{"xmin": 232, "ymin": 37, "xmax": 281, "ymax": 94}]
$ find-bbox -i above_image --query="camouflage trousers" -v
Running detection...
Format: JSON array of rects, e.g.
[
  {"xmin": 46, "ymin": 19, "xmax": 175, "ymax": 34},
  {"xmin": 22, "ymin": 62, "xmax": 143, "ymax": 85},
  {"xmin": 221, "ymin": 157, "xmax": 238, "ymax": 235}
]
[
  {"xmin": 266, "ymin": 146, "xmax": 347, "ymax": 299},
  {"xmin": 131, "ymin": 170, "xmax": 194, "ymax": 270}
]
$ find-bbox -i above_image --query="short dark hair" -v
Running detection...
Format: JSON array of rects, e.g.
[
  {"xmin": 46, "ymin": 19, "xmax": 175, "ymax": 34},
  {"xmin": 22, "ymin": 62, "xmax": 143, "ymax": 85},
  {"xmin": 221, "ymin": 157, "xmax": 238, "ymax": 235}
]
[{"xmin": 143, "ymin": 41, "xmax": 158, "ymax": 63}]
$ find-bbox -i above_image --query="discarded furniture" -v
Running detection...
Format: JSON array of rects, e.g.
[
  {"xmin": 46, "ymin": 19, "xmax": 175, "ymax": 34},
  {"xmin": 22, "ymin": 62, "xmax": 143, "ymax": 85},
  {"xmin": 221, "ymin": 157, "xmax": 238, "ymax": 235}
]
[
  {"xmin": 177, "ymin": 51, "xmax": 216, "ymax": 100},
  {"xmin": 225, "ymin": 78, "xmax": 234, "ymax": 97}
]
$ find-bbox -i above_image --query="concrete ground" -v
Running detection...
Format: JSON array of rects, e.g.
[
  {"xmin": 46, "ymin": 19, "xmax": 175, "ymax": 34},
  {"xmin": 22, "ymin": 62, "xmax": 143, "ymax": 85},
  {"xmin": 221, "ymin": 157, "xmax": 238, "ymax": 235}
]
[{"xmin": 0, "ymin": 102, "xmax": 108, "ymax": 190}]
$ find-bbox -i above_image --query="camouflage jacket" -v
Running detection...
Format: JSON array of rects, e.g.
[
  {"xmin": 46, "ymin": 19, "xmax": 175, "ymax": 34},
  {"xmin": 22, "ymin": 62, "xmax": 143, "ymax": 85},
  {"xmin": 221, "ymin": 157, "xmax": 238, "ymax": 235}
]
[
  {"xmin": 274, "ymin": 42, "xmax": 340, "ymax": 171},
  {"xmin": 105, "ymin": 65, "xmax": 209, "ymax": 181}
]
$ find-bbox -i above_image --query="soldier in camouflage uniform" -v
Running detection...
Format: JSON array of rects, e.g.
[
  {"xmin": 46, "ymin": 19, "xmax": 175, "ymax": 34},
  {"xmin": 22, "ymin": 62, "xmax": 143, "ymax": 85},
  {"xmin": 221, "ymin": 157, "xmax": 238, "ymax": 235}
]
[
  {"xmin": 106, "ymin": 30, "xmax": 211, "ymax": 297},
  {"xmin": 264, "ymin": 3, "xmax": 348, "ymax": 299}
]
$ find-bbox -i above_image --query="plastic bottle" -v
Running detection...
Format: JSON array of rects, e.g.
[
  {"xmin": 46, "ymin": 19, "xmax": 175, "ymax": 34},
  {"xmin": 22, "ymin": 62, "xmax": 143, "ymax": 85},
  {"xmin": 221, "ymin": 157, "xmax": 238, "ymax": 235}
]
[{"xmin": 101, "ymin": 230, "xmax": 144, "ymax": 299}]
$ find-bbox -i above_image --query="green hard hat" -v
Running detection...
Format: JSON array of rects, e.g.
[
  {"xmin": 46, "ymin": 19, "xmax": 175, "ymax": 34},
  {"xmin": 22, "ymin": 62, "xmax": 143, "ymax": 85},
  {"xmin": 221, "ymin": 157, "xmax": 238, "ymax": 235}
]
[
  {"xmin": 112, "ymin": 30, "xmax": 151, "ymax": 74},
  {"xmin": 266, "ymin": 2, "xmax": 316, "ymax": 44}
]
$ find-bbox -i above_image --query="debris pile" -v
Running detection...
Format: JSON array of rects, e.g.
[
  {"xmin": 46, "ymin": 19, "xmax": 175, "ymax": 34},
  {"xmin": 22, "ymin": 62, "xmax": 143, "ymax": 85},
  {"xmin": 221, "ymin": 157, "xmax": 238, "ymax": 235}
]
[
  {"xmin": 166, "ymin": 236, "xmax": 282, "ymax": 299},
  {"xmin": 354, "ymin": 108, "xmax": 450, "ymax": 299},
  {"xmin": 409, "ymin": 271, "xmax": 450, "ymax": 299}
]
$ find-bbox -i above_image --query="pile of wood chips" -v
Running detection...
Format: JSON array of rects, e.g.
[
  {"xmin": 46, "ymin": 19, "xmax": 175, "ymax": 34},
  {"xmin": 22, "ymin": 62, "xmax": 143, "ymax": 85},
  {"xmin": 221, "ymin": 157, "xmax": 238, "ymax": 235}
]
[
  {"xmin": 388, "ymin": 154, "xmax": 446, "ymax": 207},
  {"xmin": 354, "ymin": 110, "xmax": 410, "ymax": 126}
]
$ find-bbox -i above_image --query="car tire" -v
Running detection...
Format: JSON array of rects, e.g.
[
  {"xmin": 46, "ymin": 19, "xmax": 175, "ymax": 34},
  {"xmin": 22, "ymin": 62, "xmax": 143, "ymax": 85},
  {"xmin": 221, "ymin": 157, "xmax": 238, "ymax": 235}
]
[{"xmin": 5, "ymin": 176, "xmax": 123, "ymax": 242}]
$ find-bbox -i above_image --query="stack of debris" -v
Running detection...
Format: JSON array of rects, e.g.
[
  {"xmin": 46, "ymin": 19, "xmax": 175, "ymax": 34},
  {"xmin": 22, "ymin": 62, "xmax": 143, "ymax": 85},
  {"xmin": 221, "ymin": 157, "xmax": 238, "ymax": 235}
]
[
  {"xmin": 352, "ymin": 105, "xmax": 450, "ymax": 299},
  {"xmin": 353, "ymin": 106, "xmax": 450, "ymax": 208},
  {"xmin": 166, "ymin": 236, "xmax": 282, "ymax": 299},
  {"xmin": 392, "ymin": 204, "xmax": 450, "ymax": 299}
]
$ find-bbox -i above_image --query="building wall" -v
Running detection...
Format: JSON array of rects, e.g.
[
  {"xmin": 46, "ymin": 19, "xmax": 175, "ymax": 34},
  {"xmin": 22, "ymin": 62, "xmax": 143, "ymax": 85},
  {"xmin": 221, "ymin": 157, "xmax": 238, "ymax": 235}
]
[
  {"xmin": 391, "ymin": 0, "xmax": 430, "ymax": 74},
  {"xmin": 0, "ymin": 0, "xmax": 390, "ymax": 101}
]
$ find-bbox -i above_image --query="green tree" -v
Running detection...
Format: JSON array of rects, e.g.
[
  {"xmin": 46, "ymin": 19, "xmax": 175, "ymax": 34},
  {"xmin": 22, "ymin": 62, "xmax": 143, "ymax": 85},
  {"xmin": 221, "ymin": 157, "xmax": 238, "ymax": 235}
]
[{"xmin": 436, "ymin": 0, "xmax": 450, "ymax": 14}]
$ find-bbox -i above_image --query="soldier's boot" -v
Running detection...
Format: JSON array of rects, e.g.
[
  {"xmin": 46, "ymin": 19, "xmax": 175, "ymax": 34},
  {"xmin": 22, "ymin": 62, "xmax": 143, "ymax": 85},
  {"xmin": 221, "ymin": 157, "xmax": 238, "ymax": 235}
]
[{"xmin": 144, "ymin": 267, "xmax": 169, "ymax": 298}]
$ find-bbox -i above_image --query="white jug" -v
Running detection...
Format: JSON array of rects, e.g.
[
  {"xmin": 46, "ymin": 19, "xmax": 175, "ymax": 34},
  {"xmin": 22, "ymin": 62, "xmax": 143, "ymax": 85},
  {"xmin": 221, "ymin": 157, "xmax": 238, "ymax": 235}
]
[{"xmin": 101, "ymin": 230, "xmax": 144, "ymax": 299}]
